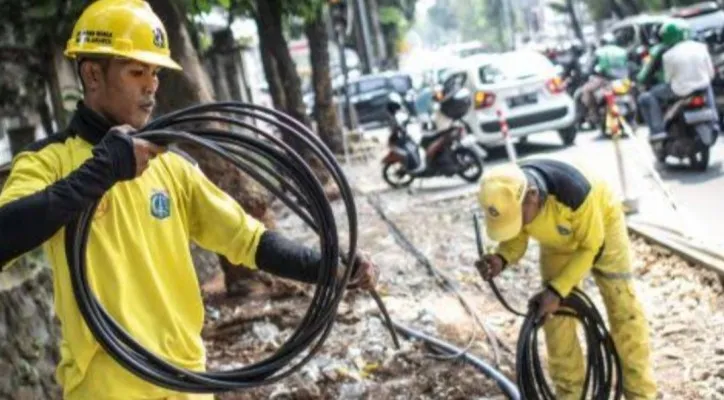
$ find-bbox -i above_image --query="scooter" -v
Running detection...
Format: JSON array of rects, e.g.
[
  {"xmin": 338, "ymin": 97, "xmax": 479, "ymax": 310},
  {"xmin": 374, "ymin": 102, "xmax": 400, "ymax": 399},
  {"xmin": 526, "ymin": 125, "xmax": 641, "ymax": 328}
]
[
  {"xmin": 574, "ymin": 77, "xmax": 637, "ymax": 135},
  {"xmin": 381, "ymin": 89, "xmax": 485, "ymax": 189},
  {"xmin": 649, "ymin": 90, "xmax": 718, "ymax": 171},
  {"xmin": 600, "ymin": 78, "xmax": 637, "ymax": 138}
]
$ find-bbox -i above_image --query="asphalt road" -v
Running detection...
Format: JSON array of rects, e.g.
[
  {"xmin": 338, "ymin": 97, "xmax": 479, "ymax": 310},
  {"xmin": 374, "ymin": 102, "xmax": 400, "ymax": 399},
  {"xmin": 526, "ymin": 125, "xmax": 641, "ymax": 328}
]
[{"xmin": 361, "ymin": 124, "xmax": 724, "ymax": 243}]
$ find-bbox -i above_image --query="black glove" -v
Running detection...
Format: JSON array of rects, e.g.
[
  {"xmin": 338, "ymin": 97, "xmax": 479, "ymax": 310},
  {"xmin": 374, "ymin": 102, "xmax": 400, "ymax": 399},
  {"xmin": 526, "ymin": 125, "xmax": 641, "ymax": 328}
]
[{"xmin": 93, "ymin": 127, "xmax": 136, "ymax": 183}]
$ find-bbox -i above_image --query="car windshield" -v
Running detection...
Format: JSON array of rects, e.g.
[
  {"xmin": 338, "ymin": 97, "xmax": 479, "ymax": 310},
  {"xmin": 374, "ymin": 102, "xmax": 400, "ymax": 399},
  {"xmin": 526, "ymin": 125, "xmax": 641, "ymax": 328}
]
[
  {"xmin": 349, "ymin": 78, "xmax": 387, "ymax": 96},
  {"xmin": 684, "ymin": 10, "xmax": 724, "ymax": 35},
  {"xmin": 389, "ymin": 76, "xmax": 412, "ymax": 92},
  {"xmin": 478, "ymin": 52, "xmax": 556, "ymax": 84}
]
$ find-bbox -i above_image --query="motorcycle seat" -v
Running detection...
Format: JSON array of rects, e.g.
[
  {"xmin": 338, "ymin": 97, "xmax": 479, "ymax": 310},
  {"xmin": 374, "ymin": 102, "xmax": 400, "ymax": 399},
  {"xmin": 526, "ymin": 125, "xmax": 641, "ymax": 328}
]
[
  {"xmin": 665, "ymin": 89, "xmax": 708, "ymax": 106},
  {"xmin": 420, "ymin": 127, "xmax": 455, "ymax": 148}
]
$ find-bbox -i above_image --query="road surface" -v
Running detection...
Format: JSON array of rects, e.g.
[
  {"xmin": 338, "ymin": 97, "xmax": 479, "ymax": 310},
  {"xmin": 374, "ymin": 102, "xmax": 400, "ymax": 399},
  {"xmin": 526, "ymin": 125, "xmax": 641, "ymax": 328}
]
[{"xmin": 357, "ymin": 124, "xmax": 724, "ymax": 247}]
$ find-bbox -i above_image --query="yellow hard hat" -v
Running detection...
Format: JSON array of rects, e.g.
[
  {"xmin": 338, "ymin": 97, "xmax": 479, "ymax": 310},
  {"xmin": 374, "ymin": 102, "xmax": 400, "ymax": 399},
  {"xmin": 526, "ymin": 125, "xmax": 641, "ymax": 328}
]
[
  {"xmin": 64, "ymin": 0, "xmax": 182, "ymax": 71},
  {"xmin": 478, "ymin": 163, "xmax": 528, "ymax": 242}
]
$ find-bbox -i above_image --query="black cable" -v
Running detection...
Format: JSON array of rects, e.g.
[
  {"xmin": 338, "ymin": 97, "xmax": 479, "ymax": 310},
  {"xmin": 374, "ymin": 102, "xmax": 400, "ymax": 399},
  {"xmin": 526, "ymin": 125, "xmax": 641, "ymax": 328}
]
[
  {"xmin": 64, "ymin": 101, "xmax": 399, "ymax": 393},
  {"xmin": 471, "ymin": 213, "xmax": 623, "ymax": 399},
  {"xmin": 472, "ymin": 213, "xmax": 526, "ymax": 317},
  {"xmin": 368, "ymin": 196, "xmax": 504, "ymax": 365},
  {"xmin": 392, "ymin": 322, "xmax": 520, "ymax": 400},
  {"xmin": 516, "ymin": 289, "xmax": 624, "ymax": 400}
]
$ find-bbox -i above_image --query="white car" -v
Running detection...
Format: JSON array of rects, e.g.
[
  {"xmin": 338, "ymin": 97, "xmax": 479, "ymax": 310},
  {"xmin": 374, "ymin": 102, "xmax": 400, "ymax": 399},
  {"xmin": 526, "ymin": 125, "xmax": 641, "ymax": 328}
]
[{"xmin": 435, "ymin": 51, "xmax": 578, "ymax": 148}]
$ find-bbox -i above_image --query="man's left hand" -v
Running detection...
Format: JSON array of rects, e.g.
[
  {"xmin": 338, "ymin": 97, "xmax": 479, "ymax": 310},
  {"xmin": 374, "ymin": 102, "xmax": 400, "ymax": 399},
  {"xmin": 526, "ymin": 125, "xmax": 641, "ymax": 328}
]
[
  {"xmin": 346, "ymin": 252, "xmax": 379, "ymax": 291},
  {"xmin": 530, "ymin": 288, "xmax": 561, "ymax": 324}
]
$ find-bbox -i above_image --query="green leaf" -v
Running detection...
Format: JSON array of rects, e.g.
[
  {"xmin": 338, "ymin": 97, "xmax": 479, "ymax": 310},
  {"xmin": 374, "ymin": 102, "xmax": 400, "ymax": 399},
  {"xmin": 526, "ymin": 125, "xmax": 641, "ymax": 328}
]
[
  {"xmin": 548, "ymin": 2, "xmax": 569, "ymax": 14},
  {"xmin": 379, "ymin": 6, "xmax": 404, "ymax": 25}
]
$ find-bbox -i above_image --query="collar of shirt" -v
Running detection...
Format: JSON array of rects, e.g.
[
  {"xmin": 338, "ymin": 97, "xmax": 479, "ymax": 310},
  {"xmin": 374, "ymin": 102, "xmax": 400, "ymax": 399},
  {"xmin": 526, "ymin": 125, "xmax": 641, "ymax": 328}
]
[
  {"xmin": 523, "ymin": 167, "xmax": 548, "ymax": 204},
  {"xmin": 68, "ymin": 101, "xmax": 116, "ymax": 145}
]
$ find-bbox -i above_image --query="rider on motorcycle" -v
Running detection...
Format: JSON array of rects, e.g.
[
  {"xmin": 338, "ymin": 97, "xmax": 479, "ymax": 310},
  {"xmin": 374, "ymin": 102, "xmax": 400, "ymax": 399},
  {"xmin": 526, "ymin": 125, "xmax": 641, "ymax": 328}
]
[
  {"xmin": 636, "ymin": 39, "xmax": 668, "ymax": 89},
  {"xmin": 561, "ymin": 40, "xmax": 586, "ymax": 93},
  {"xmin": 637, "ymin": 19, "xmax": 720, "ymax": 140},
  {"xmin": 580, "ymin": 33, "xmax": 630, "ymax": 125}
]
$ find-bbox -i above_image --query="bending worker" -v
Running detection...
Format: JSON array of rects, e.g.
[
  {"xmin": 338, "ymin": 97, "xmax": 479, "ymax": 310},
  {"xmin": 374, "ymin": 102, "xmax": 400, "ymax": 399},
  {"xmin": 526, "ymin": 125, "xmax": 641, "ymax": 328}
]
[
  {"xmin": 0, "ymin": 1, "xmax": 378, "ymax": 399},
  {"xmin": 476, "ymin": 159, "xmax": 656, "ymax": 399}
]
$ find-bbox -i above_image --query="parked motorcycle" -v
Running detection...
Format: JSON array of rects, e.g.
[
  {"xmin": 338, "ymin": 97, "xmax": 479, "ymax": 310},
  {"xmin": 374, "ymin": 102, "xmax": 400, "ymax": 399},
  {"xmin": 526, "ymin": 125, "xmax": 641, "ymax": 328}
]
[
  {"xmin": 381, "ymin": 89, "xmax": 485, "ymax": 188},
  {"xmin": 649, "ymin": 90, "xmax": 718, "ymax": 171}
]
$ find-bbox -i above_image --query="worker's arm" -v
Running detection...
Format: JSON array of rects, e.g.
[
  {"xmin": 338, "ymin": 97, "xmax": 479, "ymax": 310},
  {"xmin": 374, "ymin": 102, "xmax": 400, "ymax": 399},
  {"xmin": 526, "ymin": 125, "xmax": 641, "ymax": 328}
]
[
  {"xmin": 495, "ymin": 231, "xmax": 530, "ymax": 266},
  {"xmin": 184, "ymin": 159, "xmax": 346, "ymax": 284},
  {"xmin": 0, "ymin": 132, "xmax": 135, "ymax": 270},
  {"xmin": 547, "ymin": 193, "xmax": 605, "ymax": 298}
]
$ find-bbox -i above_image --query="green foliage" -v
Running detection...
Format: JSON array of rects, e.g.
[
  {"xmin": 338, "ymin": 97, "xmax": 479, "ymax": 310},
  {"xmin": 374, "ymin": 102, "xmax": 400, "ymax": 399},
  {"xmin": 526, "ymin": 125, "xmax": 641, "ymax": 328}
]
[
  {"xmin": 380, "ymin": 6, "xmax": 410, "ymax": 33},
  {"xmin": 427, "ymin": 0, "xmax": 458, "ymax": 31},
  {"xmin": 548, "ymin": 2, "xmax": 569, "ymax": 14}
]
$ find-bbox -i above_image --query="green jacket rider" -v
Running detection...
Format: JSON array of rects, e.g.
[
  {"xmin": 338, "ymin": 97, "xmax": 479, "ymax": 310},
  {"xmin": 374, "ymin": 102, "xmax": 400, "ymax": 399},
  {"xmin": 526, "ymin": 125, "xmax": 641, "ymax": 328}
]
[
  {"xmin": 636, "ymin": 43, "xmax": 668, "ymax": 88},
  {"xmin": 591, "ymin": 42, "xmax": 629, "ymax": 80}
]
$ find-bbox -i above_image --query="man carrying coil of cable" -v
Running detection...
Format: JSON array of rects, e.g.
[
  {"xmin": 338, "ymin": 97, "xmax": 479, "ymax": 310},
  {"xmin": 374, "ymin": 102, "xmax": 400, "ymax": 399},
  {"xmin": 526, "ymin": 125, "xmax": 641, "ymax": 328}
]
[
  {"xmin": 0, "ymin": 1, "xmax": 378, "ymax": 399},
  {"xmin": 475, "ymin": 160, "xmax": 657, "ymax": 399}
]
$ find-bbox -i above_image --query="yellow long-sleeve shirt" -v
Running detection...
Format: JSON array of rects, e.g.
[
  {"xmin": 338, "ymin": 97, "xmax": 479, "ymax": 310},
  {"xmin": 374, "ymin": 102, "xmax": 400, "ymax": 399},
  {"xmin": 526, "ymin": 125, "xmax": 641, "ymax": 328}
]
[
  {"xmin": 0, "ymin": 103, "xmax": 265, "ymax": 399},
  {"xmin": 495, "ymin": 160, "xmax": 618, "ymax": 297}
]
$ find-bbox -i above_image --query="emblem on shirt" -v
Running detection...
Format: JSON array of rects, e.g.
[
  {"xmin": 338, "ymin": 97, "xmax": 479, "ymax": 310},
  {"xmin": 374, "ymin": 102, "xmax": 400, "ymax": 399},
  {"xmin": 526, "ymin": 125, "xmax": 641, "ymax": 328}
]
[
  {"xmin": 557, "ymin": 225, "xmax": 572, "ymax": 236},
  {"xmin": 150, "ymin": 189, "xmax": 171, "ymax": 220}
]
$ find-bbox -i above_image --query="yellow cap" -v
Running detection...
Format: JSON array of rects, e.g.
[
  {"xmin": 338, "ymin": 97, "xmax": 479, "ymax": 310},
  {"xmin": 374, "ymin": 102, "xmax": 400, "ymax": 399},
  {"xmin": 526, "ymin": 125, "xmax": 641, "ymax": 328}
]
[
  {"xmin": 64, "ymin": 0, "xmax": 182, "ymax": 70},
  {"xmin": 478, "ymin": 163, "xmax": 528, "ymax": 242}
]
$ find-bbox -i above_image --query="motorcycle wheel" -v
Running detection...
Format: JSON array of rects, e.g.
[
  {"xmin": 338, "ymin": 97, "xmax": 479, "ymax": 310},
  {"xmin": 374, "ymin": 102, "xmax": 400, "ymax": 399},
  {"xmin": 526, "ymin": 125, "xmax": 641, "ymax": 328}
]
[
  {"xmin": 455, "ymin": 147, "xmax": 483, "ymax": 183},
  {"xmin": 382, "ymin": 161, "xmax": 415, "ymax": 188},
  {"xmin": 689, "ymin": 145, "xmax": 710, "ymax": 171}
]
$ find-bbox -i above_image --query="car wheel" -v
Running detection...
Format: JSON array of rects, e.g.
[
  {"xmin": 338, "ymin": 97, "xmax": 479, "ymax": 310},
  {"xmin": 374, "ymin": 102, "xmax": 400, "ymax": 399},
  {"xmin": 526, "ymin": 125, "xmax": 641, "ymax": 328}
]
[{"xmin": 558, "ymin": 125, "xmax": 578, "ymax": 146}]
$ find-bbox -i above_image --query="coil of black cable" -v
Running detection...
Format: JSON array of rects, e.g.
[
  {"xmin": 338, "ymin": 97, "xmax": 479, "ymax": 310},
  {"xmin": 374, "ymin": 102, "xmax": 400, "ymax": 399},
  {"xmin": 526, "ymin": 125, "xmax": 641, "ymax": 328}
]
[
  {"xmin": 515, "ymin": 288, "xmax": 624, "ymax": 400},
  {"xmin": 65, "ymin": 101, "xmax": 368, "ymax": 393}
]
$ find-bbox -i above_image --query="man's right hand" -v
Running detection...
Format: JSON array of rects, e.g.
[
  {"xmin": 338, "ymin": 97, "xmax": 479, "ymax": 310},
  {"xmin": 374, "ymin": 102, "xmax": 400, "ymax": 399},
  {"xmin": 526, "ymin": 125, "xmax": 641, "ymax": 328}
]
[
  {"xmin": 475, "ymin": 254, "xmax": 505, "ymax": 280},
  {"xmin": 131, "ymin": 137, "xmax": 166, "ymax": 177},
  {"xmin": 101, "ymin": 125, "xmax": 166, "ymax": 180}
]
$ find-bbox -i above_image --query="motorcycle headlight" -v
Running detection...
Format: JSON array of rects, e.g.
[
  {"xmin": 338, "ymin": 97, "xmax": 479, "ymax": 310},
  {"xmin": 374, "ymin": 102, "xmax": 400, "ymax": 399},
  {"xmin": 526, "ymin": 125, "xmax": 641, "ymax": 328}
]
[{"xmin": 612, "ymin": 79, "xmax": 631, "ymax": 95}]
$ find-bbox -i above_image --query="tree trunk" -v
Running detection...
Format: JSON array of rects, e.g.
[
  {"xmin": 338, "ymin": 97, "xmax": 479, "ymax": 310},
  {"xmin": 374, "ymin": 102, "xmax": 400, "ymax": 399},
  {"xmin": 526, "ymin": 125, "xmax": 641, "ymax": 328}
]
[
  {"xmin": 255, "ymin": 0, "xmax": 333, "ymax": 188},
  {"xmin": 257, "ymin": 25, "xmax": 287, "ymax": 111},
  {"xmin": 305, "ymin": 8, "xmax": 344, "ymax": 154},
  {"xmin": 147, "ymin": 0, "xmax": 277, "ymax": 294},
  {"xmin": 37, "ymin": 37, "xmax": 71, "ymax": 131},
  {"xmin": 0, "ymin": 252, "xmax": 61, "ymax": 400},
  {"xmin": 37, "ymin": 96, "xmax": 54, "ymax": 137},
  {"xmin": 368, "ymin": 0, "xmax": 388, "ymax": 63},
  {"xmin": 566, "ymin": 0, "xmax": 585, "ymax": 43},
  {"xmin": 255, "ymin": 0, "xmax": 310, "ymax": 128}
]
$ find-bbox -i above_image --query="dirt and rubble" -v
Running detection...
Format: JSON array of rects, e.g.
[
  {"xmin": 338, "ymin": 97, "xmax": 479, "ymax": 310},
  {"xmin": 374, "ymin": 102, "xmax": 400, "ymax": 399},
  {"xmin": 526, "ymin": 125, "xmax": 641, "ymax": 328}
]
[{"xmin": 201, "ymin": 164, "xmax": 724, "ymax": 400}]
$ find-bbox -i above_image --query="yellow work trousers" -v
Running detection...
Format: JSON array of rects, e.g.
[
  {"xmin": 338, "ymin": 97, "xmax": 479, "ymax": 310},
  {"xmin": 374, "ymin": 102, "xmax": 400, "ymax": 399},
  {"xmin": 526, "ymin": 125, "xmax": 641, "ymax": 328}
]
[{"xmin": 539, "ymin": 210, "xmax": 657, "ymax": 400}]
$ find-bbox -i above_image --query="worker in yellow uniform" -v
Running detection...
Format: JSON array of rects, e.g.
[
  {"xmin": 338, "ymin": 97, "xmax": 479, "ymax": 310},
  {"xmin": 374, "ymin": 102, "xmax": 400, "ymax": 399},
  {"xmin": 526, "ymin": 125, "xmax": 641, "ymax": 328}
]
[
  {"xmin": 0, "ymin": 1, "xmax": 378, "ymax": 399},
  {"xmin": 476, "ymin": 160, "xmax": 657, "ymax": 399}
]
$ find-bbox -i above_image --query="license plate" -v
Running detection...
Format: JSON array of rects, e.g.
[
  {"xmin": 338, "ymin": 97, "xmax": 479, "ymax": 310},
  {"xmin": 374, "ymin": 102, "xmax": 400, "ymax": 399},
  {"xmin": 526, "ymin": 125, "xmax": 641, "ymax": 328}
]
[
  {"xmin": 507, "ymin": 92, "xmax": 537, "ymax": 108},
  {"xmin": 684, "ymin": 108, "xmax": 717, "ymax": 124}
]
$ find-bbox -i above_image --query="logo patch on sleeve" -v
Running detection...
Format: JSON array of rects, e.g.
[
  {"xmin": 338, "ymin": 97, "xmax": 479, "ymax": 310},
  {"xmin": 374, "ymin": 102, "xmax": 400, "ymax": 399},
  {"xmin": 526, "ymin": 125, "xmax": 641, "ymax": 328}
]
[
  {"xmin": 557, "ymin": 225, "xmax": 572, "ymax": 236},
  {"xmin": 150, "ymin": 189, "xmax": 171, "ymax": 220}
]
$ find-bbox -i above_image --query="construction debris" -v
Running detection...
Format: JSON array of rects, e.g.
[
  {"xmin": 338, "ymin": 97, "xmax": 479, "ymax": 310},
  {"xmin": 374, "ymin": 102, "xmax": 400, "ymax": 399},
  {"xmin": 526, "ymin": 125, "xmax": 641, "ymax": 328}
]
[{"xmin": 204, "ymin": 179, "xmax": 724, "ymax": 399}]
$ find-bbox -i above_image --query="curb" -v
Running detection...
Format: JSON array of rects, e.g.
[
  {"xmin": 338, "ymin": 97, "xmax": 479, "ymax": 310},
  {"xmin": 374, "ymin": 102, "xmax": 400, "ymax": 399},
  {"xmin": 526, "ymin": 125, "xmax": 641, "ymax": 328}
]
[{"xmin": 627, "ymin": 220, "xmax": 724, "ymax": 278}]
